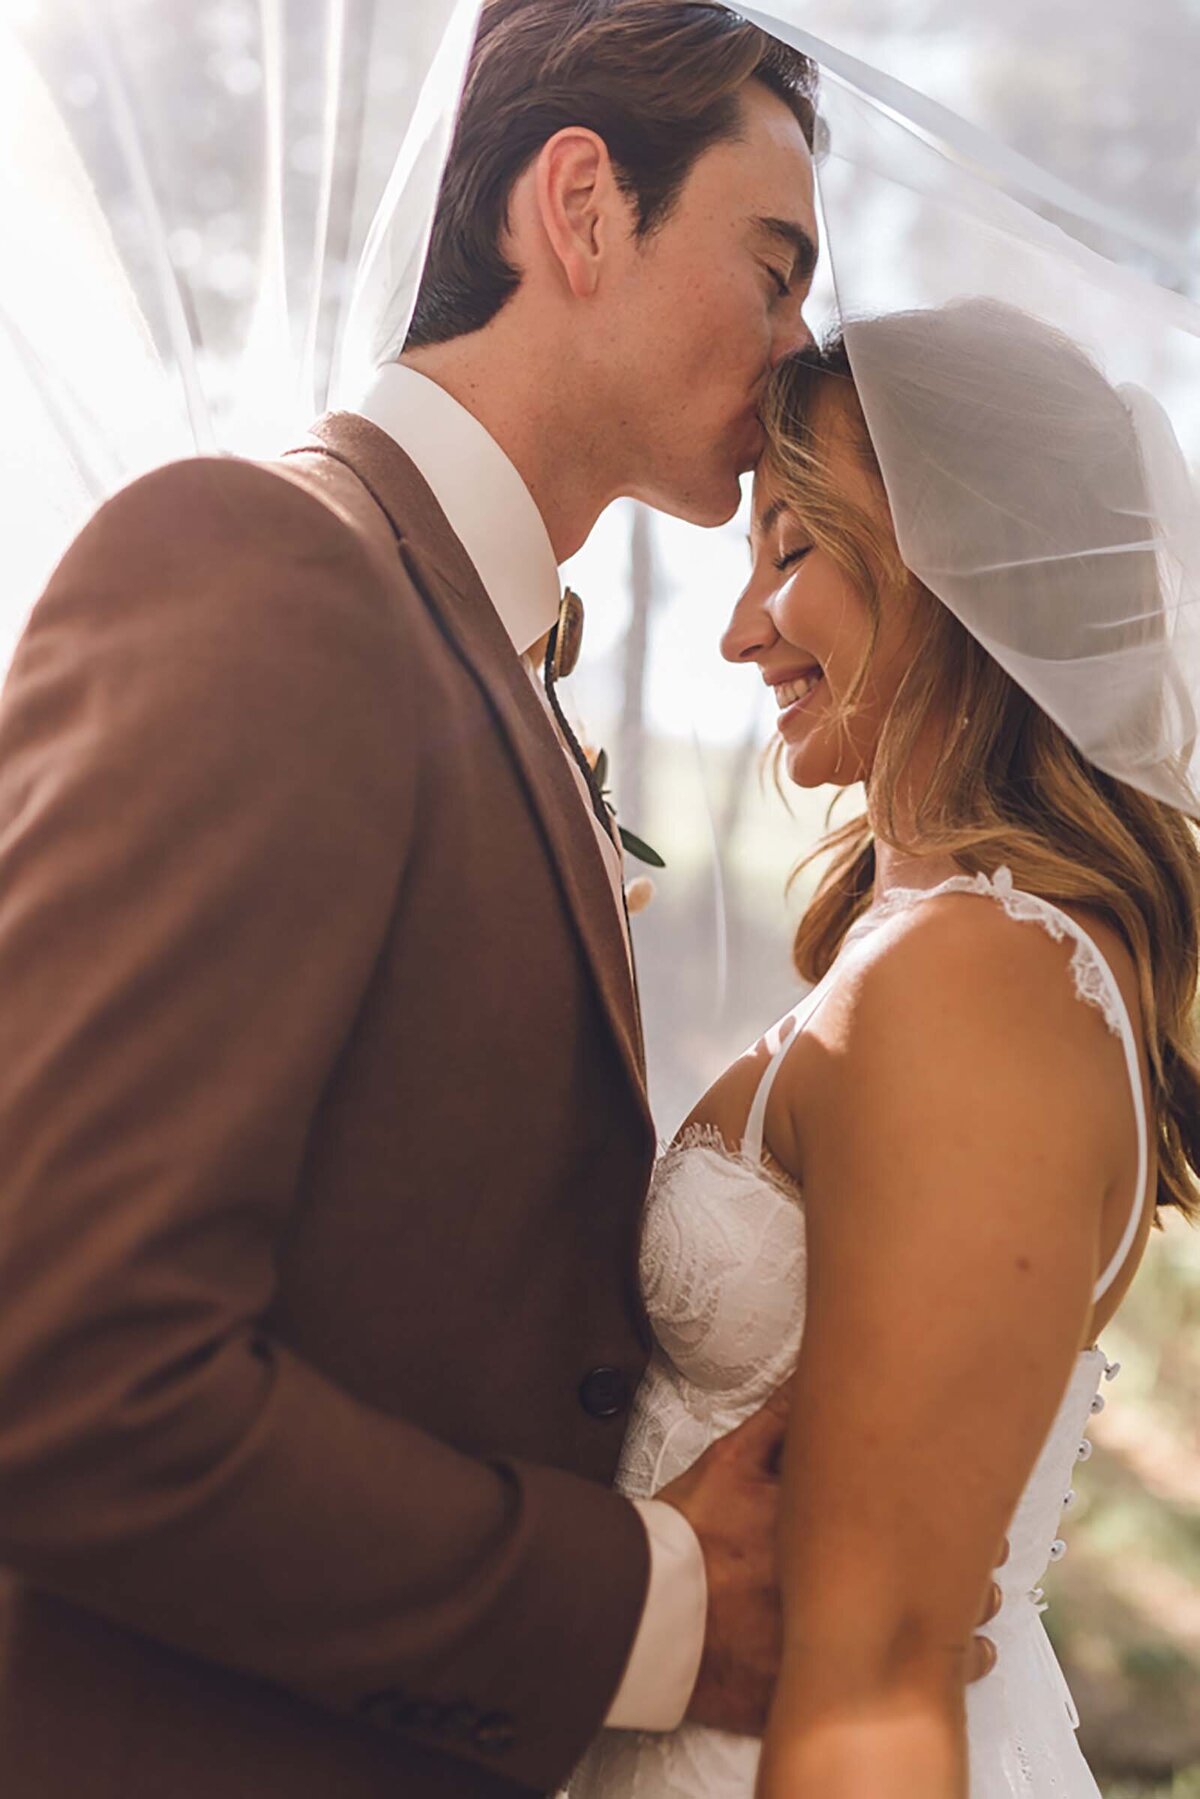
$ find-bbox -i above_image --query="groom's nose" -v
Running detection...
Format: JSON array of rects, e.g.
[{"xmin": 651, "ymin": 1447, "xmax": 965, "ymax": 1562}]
[{"xmin": 771, "ymin": 307, "xmax": 815, "ymax": 367}]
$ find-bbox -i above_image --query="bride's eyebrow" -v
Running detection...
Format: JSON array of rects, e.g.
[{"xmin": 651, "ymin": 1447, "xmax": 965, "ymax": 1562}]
[{"xmin": 747, "ymin": 497, "xmax": 786, "ymax": 553}]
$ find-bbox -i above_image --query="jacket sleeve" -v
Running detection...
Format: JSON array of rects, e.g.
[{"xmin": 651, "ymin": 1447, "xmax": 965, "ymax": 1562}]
[{"xmin": 0, "ymin": 458, "xmax": 650, "ymax": 1790}]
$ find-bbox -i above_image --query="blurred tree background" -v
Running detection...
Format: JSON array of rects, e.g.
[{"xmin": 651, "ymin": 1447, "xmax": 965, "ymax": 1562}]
[{"xmin": 5, "ymin": 1, "xmax": 1198, "ymax": 1788}]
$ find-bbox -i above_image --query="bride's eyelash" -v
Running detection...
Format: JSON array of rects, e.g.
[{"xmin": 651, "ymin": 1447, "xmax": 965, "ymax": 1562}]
[{"xmin": 774, "ymin": 545, "xmax": 813, "ymax": 573}]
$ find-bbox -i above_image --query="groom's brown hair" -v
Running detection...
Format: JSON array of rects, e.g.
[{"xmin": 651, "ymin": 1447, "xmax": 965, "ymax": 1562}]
[{"xmin": 405, "ymin": 0, "xmax": 818, "ymax": 349}]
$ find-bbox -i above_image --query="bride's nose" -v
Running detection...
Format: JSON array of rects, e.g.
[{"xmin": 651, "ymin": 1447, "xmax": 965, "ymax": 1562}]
[{"xmin": 721, "ymin": 585, "xmax": 779, "ymax": 664}]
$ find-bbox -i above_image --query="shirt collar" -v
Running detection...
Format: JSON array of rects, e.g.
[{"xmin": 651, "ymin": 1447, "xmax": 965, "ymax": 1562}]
[{"xmin": 353, "ymin": 363, "xmax": 562, "ymax": 658}]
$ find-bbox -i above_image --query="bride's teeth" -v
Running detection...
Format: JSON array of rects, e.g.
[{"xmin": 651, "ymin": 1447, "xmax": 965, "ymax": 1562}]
[{"xmin": 775, "ymin": 672, "xmax": 820, "ymax": 707}]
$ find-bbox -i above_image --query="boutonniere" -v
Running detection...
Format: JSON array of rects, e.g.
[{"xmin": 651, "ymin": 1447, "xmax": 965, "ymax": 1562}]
[{"xmin": 588, "ymin": 747, "xmax": 666, "ymax": 871}]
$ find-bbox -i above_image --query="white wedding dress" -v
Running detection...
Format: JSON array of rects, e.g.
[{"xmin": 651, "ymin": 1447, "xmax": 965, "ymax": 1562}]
[{"xmin": 570, "ymin": 868, "xmax": 1147, "ymax": 1798}]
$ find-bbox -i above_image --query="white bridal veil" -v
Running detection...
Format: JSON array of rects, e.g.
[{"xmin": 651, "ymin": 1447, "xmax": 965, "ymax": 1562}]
[
  {"xmin": 4, "ymin": 0, "xmax": 1199, "ymax": 815},
  {"xmin": 746, "ymin": 3, "xmax": 1200, "ymax": 818},
  {"xmin": 0, "ymin": 0, "xmax": 480, "ymax": 642}
]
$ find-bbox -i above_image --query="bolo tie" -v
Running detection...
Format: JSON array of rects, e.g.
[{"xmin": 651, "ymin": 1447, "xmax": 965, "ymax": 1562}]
[{"xmin": 540, "ymin": 586, "xmax": 616, "ymax": 844}]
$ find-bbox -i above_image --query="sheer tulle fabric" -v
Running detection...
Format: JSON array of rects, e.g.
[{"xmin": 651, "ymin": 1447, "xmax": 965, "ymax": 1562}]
[
  {"xmin": 10, "ymin": 4, "xmax": 1200, "ymax": 815},
  {"xmin": 1, "ymin": 0, "xmax": 477, "ymax": 653},
  {"xmin": 820, "ymin": 107, "xmax": 1200, "ymax": 816},
  {"xmin": 744, "ymin": 5, "xmax": 1200, "ymax": 816}
]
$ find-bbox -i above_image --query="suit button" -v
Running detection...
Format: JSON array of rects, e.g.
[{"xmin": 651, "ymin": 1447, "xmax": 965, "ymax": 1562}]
[{"xmin": 579, "ymin": 1366, "xmax": 630, "ymax": 1418}]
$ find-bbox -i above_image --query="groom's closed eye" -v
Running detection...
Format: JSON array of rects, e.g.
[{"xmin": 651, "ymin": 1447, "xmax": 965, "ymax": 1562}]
[{"xmin": 753, "ymin": 216, "xmax": 819, "ymax": 292}]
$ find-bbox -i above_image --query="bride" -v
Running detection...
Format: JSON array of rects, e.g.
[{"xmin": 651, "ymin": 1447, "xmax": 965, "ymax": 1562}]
[{"xmin": 569, "ymin": 300, "xmax": 1200, "ymax": 1798}]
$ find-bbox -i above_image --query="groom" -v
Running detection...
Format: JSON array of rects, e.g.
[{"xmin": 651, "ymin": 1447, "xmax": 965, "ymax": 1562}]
[
  {"xmin": 0, "ymin": 6, "xmax": 833, "ymax": 1796},
  {"xmin": 0, "ymin": 6, "xmax": 821, "ymax": 1793}
]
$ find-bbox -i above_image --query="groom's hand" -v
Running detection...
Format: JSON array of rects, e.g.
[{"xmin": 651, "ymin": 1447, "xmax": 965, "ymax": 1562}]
[
  {"xmin": 967, "ymin": 1535, "xmax": 1010, "ymax": 1683},
  {"xmin": 656, "ymin": 1391, "xmax": 1010, "ymax": 1734},
  {"xmin": 656, "ymin": 1389, "xmax": 788, "ymax": 1735}
]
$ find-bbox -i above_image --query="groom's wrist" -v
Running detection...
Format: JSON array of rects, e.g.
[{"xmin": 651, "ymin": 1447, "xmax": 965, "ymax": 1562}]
[{"xmin": 602, "ymin": 1499, "xmax": 707, "ymax": 1731}]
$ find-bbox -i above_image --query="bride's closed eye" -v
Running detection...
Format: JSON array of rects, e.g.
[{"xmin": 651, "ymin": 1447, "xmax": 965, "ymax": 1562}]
[{"xmin": 774, "ymin": 544, "xmax": 813, "ymax": 574}]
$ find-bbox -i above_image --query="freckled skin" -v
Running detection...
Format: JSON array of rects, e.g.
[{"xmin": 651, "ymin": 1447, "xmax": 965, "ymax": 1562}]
[{"xmin": 592, "ymin": 83, "xmax": 820, "ymax": 527}]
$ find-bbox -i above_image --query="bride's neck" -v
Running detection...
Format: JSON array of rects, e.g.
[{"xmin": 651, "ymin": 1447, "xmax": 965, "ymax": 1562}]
[
  {"xmin": 871, "ymin": 838, "xmax": 964, "ymax": 899},
  {"xmin": 867, "ymin": 727, "xmax": 965, "ymax": 899}
]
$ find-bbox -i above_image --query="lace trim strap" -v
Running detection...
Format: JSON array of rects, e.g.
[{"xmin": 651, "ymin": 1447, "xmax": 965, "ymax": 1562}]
[{"xmin": 896, "ymin": 868, "xmax": 1149, "ymax": 1304}]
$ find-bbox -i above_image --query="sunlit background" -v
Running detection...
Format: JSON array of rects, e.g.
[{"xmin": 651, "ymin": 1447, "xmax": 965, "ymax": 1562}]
[{"xmin": 2, "ymin": 3, "xmax": 1198, "ymax": 1788}]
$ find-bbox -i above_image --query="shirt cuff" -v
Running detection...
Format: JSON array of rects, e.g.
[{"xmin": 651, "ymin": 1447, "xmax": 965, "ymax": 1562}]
[{"xmin": 604, "ymin": 1498, "xmax": 707, "ymax": 1731}]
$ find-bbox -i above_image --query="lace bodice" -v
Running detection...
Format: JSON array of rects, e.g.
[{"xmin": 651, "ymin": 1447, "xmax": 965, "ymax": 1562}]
[
  {"xmin": 615, "ymin": 1129, "xmax": 806, "ymax": 1505},
  {"xmin": 617, "ymin": 1135, "xmax": 1117, "ymax": 1590},
  {"xmin": 570, "ymin": 870, "xmax": 1145, "ymax": 1799}
]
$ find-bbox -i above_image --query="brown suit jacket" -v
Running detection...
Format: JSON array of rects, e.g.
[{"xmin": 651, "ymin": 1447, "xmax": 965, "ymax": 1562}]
[{"xmin": 0, "ymin": 414, "xmax": 659, "ymax": 1796}]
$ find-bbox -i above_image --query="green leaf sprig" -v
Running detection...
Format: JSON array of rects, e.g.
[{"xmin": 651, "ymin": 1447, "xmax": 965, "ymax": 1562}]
[{"xmin": 592, "ymin": 748, "xmax": 666, "ymax": 869}]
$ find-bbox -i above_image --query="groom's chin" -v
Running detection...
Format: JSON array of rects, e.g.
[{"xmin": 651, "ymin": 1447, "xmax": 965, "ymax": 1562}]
[{"xmin": 654, "ymin": 472, "xmax": 744, "ymax": 530}]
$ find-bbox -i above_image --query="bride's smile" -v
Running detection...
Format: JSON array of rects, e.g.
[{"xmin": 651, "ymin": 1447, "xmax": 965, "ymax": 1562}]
[
  {"xmin": 721, "ymin": 401, "xmax": 928, "ymax": 795},
  {"xmin": 767, "ymin": 665, "xmax": 825, "ymax": 723}
]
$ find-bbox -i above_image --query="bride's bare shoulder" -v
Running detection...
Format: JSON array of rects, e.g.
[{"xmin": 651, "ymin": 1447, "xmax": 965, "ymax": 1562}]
[
  {"xmin": 774, "ymin": 888, "xmax": 1132, "ymax": 1147},
  {"xmin": 695, "ymin": 887, "xmax": 1139, "ymax": 1181}
]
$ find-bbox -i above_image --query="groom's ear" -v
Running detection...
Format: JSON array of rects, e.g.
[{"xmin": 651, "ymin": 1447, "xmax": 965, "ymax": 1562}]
[{"xmin": 532, "ymin": 128, "xmax": 626, "ymax": 300}]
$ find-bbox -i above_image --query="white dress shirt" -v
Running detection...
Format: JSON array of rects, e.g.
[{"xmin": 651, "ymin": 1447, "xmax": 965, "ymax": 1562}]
[{"xmin": 353, "ymin": 364, "xmax": 707, "ymax": 1733}]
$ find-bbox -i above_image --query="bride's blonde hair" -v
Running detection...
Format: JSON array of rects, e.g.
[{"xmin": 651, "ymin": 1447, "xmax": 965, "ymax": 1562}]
[{"xmin": 761, "ymin": 340, "xmax": 1200, "ymax": 1221}]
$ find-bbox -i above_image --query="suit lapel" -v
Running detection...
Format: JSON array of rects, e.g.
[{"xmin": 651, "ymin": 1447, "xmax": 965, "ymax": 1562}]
[{"xmin": 287, "ymin": 413, "xmax": 649, "ymax": 1112}]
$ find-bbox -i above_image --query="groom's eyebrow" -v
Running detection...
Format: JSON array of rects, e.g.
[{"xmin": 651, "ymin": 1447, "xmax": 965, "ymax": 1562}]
[{"xmin": 754, "ymin": 217, "xmax": 819, "ymax": 285}]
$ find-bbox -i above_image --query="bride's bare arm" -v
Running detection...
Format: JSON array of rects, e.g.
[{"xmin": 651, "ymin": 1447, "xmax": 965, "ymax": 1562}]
[{"xmin": 755, "ymin": 895, "xmax": 1134, "ymax": 1799}]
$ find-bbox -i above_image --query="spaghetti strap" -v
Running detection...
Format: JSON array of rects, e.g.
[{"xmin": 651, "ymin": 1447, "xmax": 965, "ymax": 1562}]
[
  {"xmin": 741, "ymin": 971, "xmax": 841, "ymax": 1164},
  {"xmin": 741, "ymin": 901, "xmax": 891, "ymax": 1164},
  {"xmin": 739, "ymin": 1024, "xmax": 792, "ymax": 1167}
]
